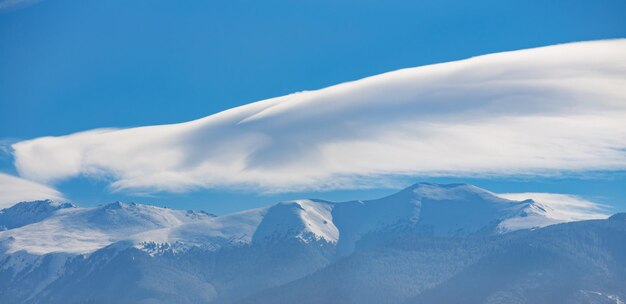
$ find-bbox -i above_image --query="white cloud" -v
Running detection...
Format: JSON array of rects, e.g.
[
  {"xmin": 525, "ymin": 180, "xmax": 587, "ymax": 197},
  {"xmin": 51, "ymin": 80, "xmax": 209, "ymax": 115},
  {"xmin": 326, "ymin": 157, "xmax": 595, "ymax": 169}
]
[
  {"xmin": 11, "ymin": 39, "xmax": 626, "ymax": 193},
  {"xmin": 0, "ymin": 0, "xmax": 43, "ymax": 12},
  {"xmin": 498, "ymin": 192, "xmax": 609, "ymax": 221},
  {"xmin": 0, "ymin": 173, "xmax": 64, "ymax": 208}
]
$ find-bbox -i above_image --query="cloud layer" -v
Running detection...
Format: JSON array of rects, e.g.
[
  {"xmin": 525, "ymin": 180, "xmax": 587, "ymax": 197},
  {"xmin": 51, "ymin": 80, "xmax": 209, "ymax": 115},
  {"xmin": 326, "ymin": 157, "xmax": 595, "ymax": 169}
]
[
  {"xmin": 498, "ymin": 192, "xmax": 609, "ymax": 221},
  {"xmin": 0, "ymin": 173, "xmax": 64, "ymax": 208},
  {"xmin": 11, "ymin": 40, "xmax": 626, "ymax": 193}
]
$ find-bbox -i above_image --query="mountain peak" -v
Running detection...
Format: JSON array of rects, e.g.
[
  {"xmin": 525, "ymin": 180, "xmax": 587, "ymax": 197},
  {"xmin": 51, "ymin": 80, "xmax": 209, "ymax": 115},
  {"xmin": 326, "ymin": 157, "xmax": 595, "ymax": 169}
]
[
  {"xmin": 5, "ymin": 199, "xmax": 76, "ymax": 210},
  {"xmin": 103, "ymin": 201, "xmax": 126, "ymax": 209},
  {"xmin": 609, "ymin": 213, "xmax": 626, "ymax": 221},
  {"xmin": 0, "ymin": 183, "xmax": 604, "ymax": 256},
  {"xmin": 408, "ymin": 182, "xmax": 472, "ymax": 188},
  {"xmin": 335, "ymin": 182, "xmax": 564, "ymax": 242},
  {"xmin": 386, "ymin": 182, "xmax": 503, "ymax": 205},
  {"xmin": 253, "ymin": 199, "xmax": 338, "ymax": 244},
  {"xmin": 0, "ymin": 199, "xmax": 76, "ymax": 230}
]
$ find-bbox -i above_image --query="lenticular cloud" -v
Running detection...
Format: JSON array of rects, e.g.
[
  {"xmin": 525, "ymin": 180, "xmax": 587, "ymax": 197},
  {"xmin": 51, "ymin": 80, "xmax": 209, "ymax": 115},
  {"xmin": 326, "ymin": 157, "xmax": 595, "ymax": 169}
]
[
  {"xmin": 12, "ymin": 40, "xmax": 626, "ymax": 193},
  {"xmin": 0, "ymin": 173, "xmax": 64, "ymax": 208}
]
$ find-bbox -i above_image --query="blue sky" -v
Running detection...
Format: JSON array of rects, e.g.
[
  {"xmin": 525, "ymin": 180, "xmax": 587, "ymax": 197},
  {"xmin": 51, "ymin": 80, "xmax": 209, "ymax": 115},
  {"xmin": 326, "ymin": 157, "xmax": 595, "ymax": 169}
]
[{"xmin": 1, "ymin": 0, "xmax": 626, "ymax": 214}]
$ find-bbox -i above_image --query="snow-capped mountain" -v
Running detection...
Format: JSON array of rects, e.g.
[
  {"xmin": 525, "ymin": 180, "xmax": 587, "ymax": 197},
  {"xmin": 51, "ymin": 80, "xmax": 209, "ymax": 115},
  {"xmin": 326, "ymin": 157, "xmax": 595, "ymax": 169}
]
[
  {"xmin": 0, "ymin": 201, "xmax": 215, "ymax": 255},
  {"xmin": 0, "ymin": 183, "xmax": 575, "ymax": 257},
  {"xmin": 332, "ymin": 183, "xmax": 561, "ymax": 254},
  {"xmin": 0, "ymin": 200, "xmax": 75, "ymax": 230},
  {"xmin": 242, "ymin": 213, "xmax": 626, "ymax": 304},
  {"xmin": 0, "ymin": 183, "xmax": 620, "ymax": 304}
]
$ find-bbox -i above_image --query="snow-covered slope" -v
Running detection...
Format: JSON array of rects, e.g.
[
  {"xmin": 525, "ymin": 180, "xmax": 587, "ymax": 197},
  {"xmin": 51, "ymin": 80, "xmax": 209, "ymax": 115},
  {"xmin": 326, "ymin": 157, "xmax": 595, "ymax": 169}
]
[
  {"xmin": 0, "ymin": 183, "xmax": 600, "ymax": 258},
  {"xmin": 0, "ymin": 201, "xmax": 215, "ymax": 255},
  {"xmin": 0, "ymin": 199, "xmax": 76, "ymax": 230},
  {"xmin": 240, "ymin": 213, "xmax": 626, "ymax": 304},
  {"xmin": 252, "ymin": 200, "xmax": 338, "ymax": 244},
  {"xmin": 0, "ymin": 199, "xmax": 337, "ymax": 256},
  {"xmin": 0, "ymin": 183, "xmax": 617, "ymax": 304},
  {"xmin": 130, "ymin": 206, "xmax": 268, "ymax": 253},
  {"xmin": 331, "ymin": 183, "xmax": 580, "ymax": 254}
]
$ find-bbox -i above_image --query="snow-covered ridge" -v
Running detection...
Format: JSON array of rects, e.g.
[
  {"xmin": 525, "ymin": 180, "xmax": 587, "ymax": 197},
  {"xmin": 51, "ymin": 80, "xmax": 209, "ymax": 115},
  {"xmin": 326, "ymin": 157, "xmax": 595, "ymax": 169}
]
[
  {"xmin": 0, "ymin": 199, "xmax": 76, "ymax": 230},
  {"xmin": 0, "ymin": 183, "xmax": 608, "ymax": 256},
  {"xmin": 0, "ymin": 201, "xmax": 216, "ymax": 255},
  {"xmin": 252, "ymin": 200, "xmax": 338, "ymax": 244}
]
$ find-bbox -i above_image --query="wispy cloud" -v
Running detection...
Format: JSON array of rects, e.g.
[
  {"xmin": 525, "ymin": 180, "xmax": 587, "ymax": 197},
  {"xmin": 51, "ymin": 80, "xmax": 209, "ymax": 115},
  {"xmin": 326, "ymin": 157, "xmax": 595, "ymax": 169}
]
[
  {"xmin": 0, "ymin": 0, "xmax": 43, "ymax": 12},
  {"xmin": 11, "ymin": 40, "xmax": 626, "ymax": 193},
  {"xmin": 0, "ymin": 173, "xmax": 64, "ymax": 208},
  {"xmin": 498, "ymin": 192, "xmax": 609, "ymax": 221}
]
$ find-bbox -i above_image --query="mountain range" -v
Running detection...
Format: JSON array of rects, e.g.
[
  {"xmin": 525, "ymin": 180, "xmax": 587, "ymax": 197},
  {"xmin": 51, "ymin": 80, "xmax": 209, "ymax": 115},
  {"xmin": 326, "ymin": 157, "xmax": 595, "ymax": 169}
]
[{"xmin": 1, "ymin": 183, "xmax": 624, "ymax": 303}]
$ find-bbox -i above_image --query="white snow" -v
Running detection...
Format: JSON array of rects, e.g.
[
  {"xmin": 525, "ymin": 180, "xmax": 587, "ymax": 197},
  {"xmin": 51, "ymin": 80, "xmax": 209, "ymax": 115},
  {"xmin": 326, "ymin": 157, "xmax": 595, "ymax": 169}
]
[
  {"xmin": 0, "ymin": 202, "xmax": 215, "ymax": 255},
  {"xmin": 580, "ymin": 290, "xmax": 625, "ymax": 304},
  {"xmin": 0, "ymin": 183, "xmax": 609, "ymax": 257},
  {"xmin": 250, "ymin": 200, "xmax": 338, "ymax": 244},
  {"xmin": 291, "ymin": 200, "xmax": 338, "ymax": 243},
  {"xmin": 0, "ymin": 199, "xmax": 76, "ymax": 230},
  {"xmin": 131, "ymin": 206, "xmax": 268, "ymax": 250}
]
